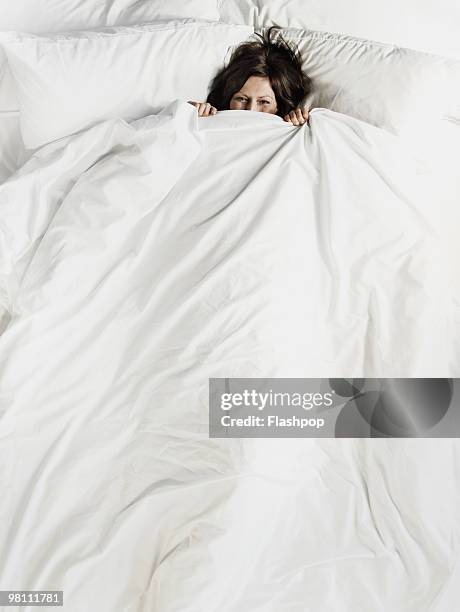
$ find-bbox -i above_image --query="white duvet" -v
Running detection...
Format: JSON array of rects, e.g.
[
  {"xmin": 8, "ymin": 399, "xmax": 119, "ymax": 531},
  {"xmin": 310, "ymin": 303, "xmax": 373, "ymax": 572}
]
[{"xmin": 0, "ymin": 103, "xmax": 459, "ymax": 611}]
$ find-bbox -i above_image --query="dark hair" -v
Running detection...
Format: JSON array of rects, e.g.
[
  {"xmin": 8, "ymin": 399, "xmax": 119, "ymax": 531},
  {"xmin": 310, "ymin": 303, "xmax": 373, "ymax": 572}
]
[{"xmin": 207, "ymin": 27, "xmax": 311, "ymax": 117}]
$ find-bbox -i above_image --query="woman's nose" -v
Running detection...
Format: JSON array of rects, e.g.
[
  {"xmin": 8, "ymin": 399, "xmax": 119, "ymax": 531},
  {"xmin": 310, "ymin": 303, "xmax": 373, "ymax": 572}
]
[{"xmin": 247, "ymin": 100, "xmax": 257, "ymax": 111}]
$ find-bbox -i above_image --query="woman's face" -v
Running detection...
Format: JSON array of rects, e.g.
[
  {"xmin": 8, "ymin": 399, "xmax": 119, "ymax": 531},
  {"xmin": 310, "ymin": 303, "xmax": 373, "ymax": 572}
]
[{"xmin": 229, "ymin": 76, "xmax": 278, "ymax": 114}]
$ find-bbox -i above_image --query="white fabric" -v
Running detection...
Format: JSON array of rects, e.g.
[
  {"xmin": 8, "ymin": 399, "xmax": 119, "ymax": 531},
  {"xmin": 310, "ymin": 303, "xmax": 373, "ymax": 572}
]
[
  {"xmin": 1, "ymin": 21, "xmax": 252, "ymax": 149},
  {"xmin": 219, "ymin": 0, "xmax": 460, "ymax": 59},
  {"xmin": 4, "ymin": 21, "xmax": 460, "ymax": 158},
  {"xmin": 0, "ymin": 111, "xmax": 23, "ymax": 182},
  {"xmin": 0, "ymin": 103, "xmax": 458, "ymax": 609},
  {"xmin": 1, "ymin": 1, "xmax": 459, "ymax": 179},
  {"xmin": 281, "ymin": 28, "xmax": 460, "ymax": 159},
  {"xmin": 0, "ymin": 2, "xmax": 219, "ymax": 111},
  {"xmin": 0, "ymin": 51, "xmax": 17, "ymax": 110},
  {"xmin": 271, "ymin": 27, "xmax": 460, "ymax": 297},
  {"xmin": 0, "ymin": 0, "xmax": 221, "ymax": 177},
  {"xmin": 0, "ymin": 0, "xmax": 220, "ymax": 31},
  {"xmin": 0, "ymin": 46, "xmax": 21, "ymax": 180}
]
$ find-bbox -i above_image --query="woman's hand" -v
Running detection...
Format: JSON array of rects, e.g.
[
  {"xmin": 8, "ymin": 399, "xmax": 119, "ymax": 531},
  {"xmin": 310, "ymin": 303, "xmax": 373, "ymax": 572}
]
[
  {"xmin": 283, "ymin": 107, "xmax": 309, "ymax": 126},
  {"xmin": 188, "ymin": 101, "xmax": 217, "ymax": 117}
]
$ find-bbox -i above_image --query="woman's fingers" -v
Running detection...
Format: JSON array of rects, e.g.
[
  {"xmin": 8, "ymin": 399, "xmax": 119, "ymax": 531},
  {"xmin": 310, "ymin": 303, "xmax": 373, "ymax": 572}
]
[
  {"xmin": 284, "ymin": 111, "xmax": 298, "ymax": 125},
  {"xmin": 294, "ymin": 108, "xmax": 308, "ymax": 125},
  {"xmin": 284, "ymin": 107, "xmax": 310, "ymax": 126},
  {"xmin": 187, "ymin": 101, "xmax": 217, "ymax": 117},
  {"xmin": 203, "ymin": 103, "xmax": 218, "ymax": 117},
  {"xmin": 296, "ymin": 108, "xmax": 307, "ymax": 124},
  {"xmin": 189, "ymin": 100, "xmax": 206, "ymax": 116},
  {"xmin": 290, "ymin": 110, "xmax": 300, "ymax": 126}
]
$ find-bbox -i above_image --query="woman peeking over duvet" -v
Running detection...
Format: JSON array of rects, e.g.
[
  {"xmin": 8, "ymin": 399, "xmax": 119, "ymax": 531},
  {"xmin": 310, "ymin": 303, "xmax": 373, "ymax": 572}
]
[{"xmin": 189, "ymin": 28, "xmax": 312, "ymax": 126}]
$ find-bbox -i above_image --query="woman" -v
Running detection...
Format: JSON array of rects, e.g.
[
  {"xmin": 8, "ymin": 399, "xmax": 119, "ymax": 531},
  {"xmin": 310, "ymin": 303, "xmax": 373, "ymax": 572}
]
[{"xmin": 189, "ymin": 28, "xmax": 312, "ymax": 126}]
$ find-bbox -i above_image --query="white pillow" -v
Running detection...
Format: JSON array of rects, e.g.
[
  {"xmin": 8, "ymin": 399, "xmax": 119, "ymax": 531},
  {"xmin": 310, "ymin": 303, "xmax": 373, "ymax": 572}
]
[
  {"xmin": 0, "ymin": 0, "xmax": 220, "ymax": 112},
  {"xmin": 1, "ymin": 21, "xmax": 253, "ymax": 149},
  {"xmin": 279, "ymin": 28, "xmax": 460, "ymax": 158},
  {"xmin": 0, "ymin": 0, "xmax": 221, "ymax": 177},
  {"xmin": 219, "ymin": 0, "xmax": 460, "ymax": 59},
  {"xmin": 0, "ymin": 1, "xmax": 220, "ymax": 32}
]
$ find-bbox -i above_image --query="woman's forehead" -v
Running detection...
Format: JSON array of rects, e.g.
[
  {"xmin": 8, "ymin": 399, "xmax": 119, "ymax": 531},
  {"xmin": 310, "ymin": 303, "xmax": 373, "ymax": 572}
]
[{"xmin": 238, "ymin": 76, "xmax": 275, "ymax": 97}]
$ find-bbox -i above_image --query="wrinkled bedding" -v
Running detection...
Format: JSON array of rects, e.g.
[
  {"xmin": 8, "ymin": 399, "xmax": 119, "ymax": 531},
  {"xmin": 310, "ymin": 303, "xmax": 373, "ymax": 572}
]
[
  {"xmin": 0, "ymin": 102, "xmax": 458, "ymax": 611},
  {"xmin": 219, "ymin": 0, "xmax": 460, "ymax": 59}
]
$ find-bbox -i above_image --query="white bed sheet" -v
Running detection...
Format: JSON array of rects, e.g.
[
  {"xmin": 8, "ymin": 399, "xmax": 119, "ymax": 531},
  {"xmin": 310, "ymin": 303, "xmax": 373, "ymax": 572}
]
[
  {"xmin": 0, "ymin": 54, "xmax": 23, "ymax": 181},
  {"xmin": 0, "ymin": 104, "xmax": 458, "ymax": 611},
  {"xmin": 0, "ymin": 111, "xmax": 23, "ymax": 182}
]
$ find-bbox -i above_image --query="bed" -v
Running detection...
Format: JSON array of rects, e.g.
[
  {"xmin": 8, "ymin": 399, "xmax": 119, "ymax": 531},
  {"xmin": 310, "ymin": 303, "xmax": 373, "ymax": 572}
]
[{"xmin": 0, "ymin": 2, "xmax": 459, "ymax": 611}]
